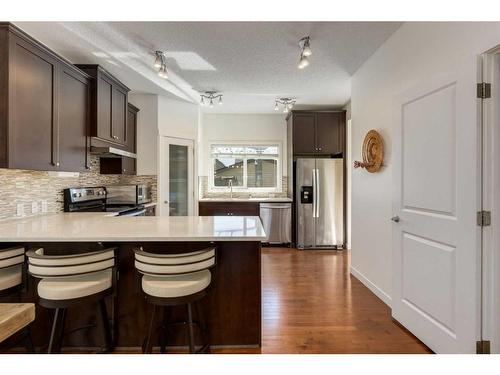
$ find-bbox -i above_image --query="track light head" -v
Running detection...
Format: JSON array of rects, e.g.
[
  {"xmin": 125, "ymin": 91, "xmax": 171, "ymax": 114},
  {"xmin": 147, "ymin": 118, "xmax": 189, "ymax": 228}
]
[
  {"xmin": 298, "ymin": 55, "xmax": 309, "ymax": 69},
  {"xmin": 153, "ymin": 51, "xmax": 163, "ymax": 69}
]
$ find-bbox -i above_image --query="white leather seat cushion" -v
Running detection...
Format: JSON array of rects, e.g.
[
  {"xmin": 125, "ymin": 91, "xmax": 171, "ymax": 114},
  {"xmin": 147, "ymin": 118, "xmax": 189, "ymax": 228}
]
[
  {"xmin": 37, "ymin": 269, "xmax": 112, "ymax": 300},
  {"xmin": 0, "ymin": 265, "xmax": 22, "ymax": 291},
  {"xmin": 142, "ymin": 270, "xmax": 211, "ymax": 298}
]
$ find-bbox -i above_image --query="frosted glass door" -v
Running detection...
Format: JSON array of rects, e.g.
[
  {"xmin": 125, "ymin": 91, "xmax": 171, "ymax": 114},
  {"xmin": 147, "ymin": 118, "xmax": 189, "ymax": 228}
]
[{"xmin": 160, "ymin": 136, "xmax": 194, "ymax": 216}]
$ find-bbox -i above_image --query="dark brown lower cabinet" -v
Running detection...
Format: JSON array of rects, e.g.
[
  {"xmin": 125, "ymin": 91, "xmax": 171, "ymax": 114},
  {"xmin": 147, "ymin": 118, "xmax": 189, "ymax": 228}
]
[
  {"xmin": 199, "ymin": 201, "xmax": 260, "ymax": 216},
  {"xmin": 100, "ymin": 156, "xmax": 136, "ymax": 175}
]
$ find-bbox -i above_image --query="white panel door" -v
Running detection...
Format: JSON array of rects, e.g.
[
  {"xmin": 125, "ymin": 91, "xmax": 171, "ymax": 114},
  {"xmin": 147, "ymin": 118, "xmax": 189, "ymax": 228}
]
[{"xmin": 392, "ymin": 72, "xmax": 480, "ymax": 353}]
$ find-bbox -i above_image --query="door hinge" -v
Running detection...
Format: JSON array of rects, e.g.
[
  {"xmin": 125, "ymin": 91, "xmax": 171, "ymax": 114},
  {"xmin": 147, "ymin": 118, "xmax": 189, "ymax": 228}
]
[
  {"xmin": 476, "ymin": 340, "xmax": 491, "ymax": 354},
  {"xmin": 477, "ymin": 82, "xmax": 491, "ymax": 99},
  {"xmin": 477, "ymin": 211, "xmax": 491, "ymax": 227}
]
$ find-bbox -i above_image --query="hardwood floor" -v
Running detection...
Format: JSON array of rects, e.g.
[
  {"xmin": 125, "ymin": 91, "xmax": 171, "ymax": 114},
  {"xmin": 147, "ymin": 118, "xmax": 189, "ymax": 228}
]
[{"xmin": 260, "ymin": 247, "xmax": 432, "ymax": 354}]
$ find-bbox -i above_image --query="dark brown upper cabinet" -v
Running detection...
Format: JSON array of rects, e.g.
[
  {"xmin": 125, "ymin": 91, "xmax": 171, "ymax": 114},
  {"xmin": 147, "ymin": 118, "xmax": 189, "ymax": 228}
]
[
  {"xmin": 287, "ymin": 111, "xmax": 346, "ymax": 156},
  {"xmin": 291, "ymin": 113, "xmax": 316, "ymax": 154},
  {"xmin": 0, "ymin": 23, "xmax": 91, "ymax": 172},
  {"xmin": 126, "ymin": 103, "xmax": 139, "ymax": 153},
  {"xmin": 100, "ymin": 156, "xmax": 136, "ymax": 175},
  {"xmin": 75, "ymin": 64, "xmax": 130, "ymax": 148}
]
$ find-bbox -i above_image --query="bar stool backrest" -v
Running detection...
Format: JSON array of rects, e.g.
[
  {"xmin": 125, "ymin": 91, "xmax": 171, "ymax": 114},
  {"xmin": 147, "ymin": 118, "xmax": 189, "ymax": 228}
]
[
  {"xmin": 26, "ymin": 248, "xmax": 116, "ymax": 278},
  {"xmin": 134, "ymin": 247, "xmax": 216, "ymax": 276},
  {"xmin": 0, "ymin": 247, "xmax": 25, "ymax": 271}
]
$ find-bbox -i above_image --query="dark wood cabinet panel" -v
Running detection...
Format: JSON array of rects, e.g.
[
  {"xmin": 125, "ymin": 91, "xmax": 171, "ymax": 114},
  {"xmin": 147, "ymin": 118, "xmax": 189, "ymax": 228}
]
[
  {"xmin": 58, "ymin": 67, "xmax": 90, "ymax": 172},
  {"xmin": 122, "ymin": 156, "xmax": 136, "ymax": 175},
  {"xmin": 126, "ymin": 103, "xmax": 139, "ymax": 153},
  {"xmin": 96, "ymin": 75, "xmax": 113, "ymax": 141},
  {"xmin": 288, "ymin": 111, "xmax": 346, "ymax": 156},
  {"xmin": 112, "ymin": 86, "xmax": 127, "ymax": 144},
  {"xmin": 0, "ymin": 23, "xmax": 92, "ymax": 172},
  {"xmin": 76, "ymin": 64, "xmax": 130, "ymax": 148},
  {"xmin": 199, "ymin": 201, "xmax": 260, "ymax": 216},
  {"xmin": 292, "ymin": 114, "xmax": 316, "ymax": 154},
  {"xmin": 8, "ymin": 34, "xmax": 58, "ymax": 171},
  {"xmin": 100, "ymin": 156, "xmax": 136, "ymax": 175},
  {"xmin": 316, "ymin": 112, "xmax": 342, "ymax": 155}
]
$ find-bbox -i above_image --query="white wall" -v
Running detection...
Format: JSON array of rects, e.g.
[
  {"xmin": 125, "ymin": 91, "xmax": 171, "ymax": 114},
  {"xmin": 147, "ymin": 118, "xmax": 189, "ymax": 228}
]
[
  {"xmin": 128, "ymin": 93, "xmax": 158, "ymax": 175},
  {"xmin": 199, "ymin": 113, "xmax": 287, "ymax": 178},
  {"xmin": 351, "ymin": 22, "xmax": 500, "ymax": 305},
  {"xmin": 158, "ymin": 96, "xmax": 199, "ymax": 140}
]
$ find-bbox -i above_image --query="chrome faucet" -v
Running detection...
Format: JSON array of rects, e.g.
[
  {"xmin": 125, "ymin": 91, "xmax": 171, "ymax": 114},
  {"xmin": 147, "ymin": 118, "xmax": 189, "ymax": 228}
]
[{"xmin": 228, "ymin": 179, "xmax": 233, "ymax": 199}]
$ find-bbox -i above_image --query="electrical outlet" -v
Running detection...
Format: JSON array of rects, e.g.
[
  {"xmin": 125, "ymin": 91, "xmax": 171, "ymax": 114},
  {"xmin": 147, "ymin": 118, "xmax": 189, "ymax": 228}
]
[
  {"xmin": 31, "ymin": 201, "xmax": 39, "ymax": 214},
  {"xmin": 41, "ymin": 200, "xmax": 48, "ymax": 213},
  {"xmin": 16, "ymin": 203, "xmax": 24, "ymax": 217}
]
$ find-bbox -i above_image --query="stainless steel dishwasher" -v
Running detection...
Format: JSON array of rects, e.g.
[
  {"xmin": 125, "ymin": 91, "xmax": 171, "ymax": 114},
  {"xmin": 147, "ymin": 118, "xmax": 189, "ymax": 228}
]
[{"xmin": 259, "ymin": 203, "xmax": 292, "ymax": 244}]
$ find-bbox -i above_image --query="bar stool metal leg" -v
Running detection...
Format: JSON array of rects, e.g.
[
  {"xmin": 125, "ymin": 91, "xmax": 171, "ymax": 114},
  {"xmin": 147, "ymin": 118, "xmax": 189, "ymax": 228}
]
[
  {"xmin": 98, "ymin": 299, "xmax": 113, "ymax": 352},
  {"xmin": 186, "ymin": 303, "xmax": 195, "ymax": 354},
  {"xmin": 195, "ymin": 301, "xmax": 210, "ymax": 353},
  {"xmin": 144, "ymin": 304, "xmax": 157, "ymax": 354},
  {"xmin": 159, "ymin": 306, "xmax": 168, "ymax": 354},
  {"xmin": 48, "ymin": 308, "xmax": 66, "ymax": 354}
]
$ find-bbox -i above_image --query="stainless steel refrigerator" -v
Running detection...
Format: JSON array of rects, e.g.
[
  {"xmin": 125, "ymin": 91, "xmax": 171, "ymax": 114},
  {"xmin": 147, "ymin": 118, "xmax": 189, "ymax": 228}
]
[{"xmin": 296, "ymin": 158, "xmax": 344, "ymax": 249}]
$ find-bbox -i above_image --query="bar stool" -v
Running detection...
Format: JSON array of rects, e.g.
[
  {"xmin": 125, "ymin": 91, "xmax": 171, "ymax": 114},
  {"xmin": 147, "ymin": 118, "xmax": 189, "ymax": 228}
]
[
  {"xmin": 0, "ymin": 246, "xmax": 25, "ymax": 298},
  {"xmin": 0, "ymin": 246, "xmax": 35, "ymax": 353},
  {"xmin": 26, "ymin": 247, "xmax": 117, "ymax": 353},
  {"xmin": 134, "ymin": 246, "xmax": 216, "ymax": 354}
]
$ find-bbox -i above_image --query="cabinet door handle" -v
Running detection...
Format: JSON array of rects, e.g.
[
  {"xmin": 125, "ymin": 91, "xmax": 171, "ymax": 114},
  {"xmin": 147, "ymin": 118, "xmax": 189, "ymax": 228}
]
[{"xmin": 56, "ymin": 162, "xmax": 60, "ymax": 167}]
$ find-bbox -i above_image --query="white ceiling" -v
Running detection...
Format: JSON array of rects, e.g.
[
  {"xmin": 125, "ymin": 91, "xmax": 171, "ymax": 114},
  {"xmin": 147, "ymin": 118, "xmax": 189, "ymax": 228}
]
[{"xmin": 14, "ymin": 22, "xmax": 401, "ymax": 113}]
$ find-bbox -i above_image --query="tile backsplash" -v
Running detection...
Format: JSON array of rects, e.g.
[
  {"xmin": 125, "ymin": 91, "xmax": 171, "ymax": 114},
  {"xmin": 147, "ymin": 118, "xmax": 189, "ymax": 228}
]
[
  {"xmin": 0, "ymin": 156, "xmax": 157, "ymax": 220},
  {"xmin": 198, "ymin": 176, "xmax": 288, "ymax": 199}
]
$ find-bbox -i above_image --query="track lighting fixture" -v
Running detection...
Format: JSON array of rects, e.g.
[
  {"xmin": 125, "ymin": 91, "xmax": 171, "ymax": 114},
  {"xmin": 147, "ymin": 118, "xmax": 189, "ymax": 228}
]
[
  {"xmin": 275, "ymin": 98, "xmax": 296, "ymax": 112},
  {"xmin": 200, "ymin": 91, "xmax": 223, "ymax": 107},
  {"xmin": 153, "ymin": 50, "xmax": 168, "ymax": 79},
  {"xmin": 298, "ymin": 36, "xmax": 312, "ymax": 69}
]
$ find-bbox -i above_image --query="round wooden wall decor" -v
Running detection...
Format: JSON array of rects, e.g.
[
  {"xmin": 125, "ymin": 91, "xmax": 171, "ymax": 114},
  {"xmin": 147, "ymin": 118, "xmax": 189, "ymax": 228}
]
[{"xmin": 354, "ymin": 130, "xmax": 384, "ymax": 173}]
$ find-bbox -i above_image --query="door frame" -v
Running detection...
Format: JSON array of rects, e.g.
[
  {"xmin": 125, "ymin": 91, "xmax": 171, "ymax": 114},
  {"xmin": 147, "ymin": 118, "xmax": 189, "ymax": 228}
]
[
  {"xmin": 480, "ymin": 45, "xmax": 500, "ymax": 353},
  {"xmin": 158, "ymin": 135, "xmax": 196, "ymax": 216}
]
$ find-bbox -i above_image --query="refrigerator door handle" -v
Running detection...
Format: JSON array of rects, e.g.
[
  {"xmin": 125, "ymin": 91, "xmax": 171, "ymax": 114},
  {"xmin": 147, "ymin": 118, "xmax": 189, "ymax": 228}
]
[
  {"xmin": 312, "ymin": 168, "xmax": 317, "ymax": 218},
  {"xmin": 316, "ymin": 168, "xmax": 320, "ymax": 218}
]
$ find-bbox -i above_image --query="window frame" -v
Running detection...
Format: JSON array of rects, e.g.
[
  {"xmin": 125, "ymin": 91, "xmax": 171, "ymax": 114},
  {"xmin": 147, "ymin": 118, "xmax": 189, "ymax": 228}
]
[{"xmin": 208, "ymin": 141, "xmax": 283, "ymax": 193}]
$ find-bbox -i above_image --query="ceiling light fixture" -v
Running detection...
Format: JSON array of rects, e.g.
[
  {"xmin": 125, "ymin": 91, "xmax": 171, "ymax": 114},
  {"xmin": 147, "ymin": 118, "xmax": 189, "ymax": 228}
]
[
  {"xmin": 200, "ymin": 91, "xmax": 223, "ymax": 107},
  {"xmin": 275, "ymin": 98, "xmax": 296, "ymax": 113},
  {"xmin": 298, "ymin": 36, "xmax": 311, "ymax": 69},
  {"xmin": 153, "ymin": 50, "xmax": 168, "ymax": 79}
]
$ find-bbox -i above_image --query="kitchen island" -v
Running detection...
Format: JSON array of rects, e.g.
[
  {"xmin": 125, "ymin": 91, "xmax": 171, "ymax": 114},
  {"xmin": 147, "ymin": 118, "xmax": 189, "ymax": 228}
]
[{"xmin": 0, "ymin": 214, "xmax": 265, "ymax": 351}]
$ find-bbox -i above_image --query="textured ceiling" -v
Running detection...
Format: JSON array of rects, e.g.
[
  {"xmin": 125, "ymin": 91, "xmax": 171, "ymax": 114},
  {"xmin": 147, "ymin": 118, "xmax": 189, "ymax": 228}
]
[{"xmin": 14, "ymin": 22, "xmax": 401, "ymax": 113}]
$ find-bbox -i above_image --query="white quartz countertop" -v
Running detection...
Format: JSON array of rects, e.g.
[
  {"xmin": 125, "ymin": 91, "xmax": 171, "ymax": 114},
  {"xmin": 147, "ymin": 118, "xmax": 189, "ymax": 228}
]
[
  {"xmin": 199, "ymin": 197, "xmax": 293, "ymax": 203},
  {"xmin": 0, "ymin": 213, "xmax": 266, "ymax": 242}
]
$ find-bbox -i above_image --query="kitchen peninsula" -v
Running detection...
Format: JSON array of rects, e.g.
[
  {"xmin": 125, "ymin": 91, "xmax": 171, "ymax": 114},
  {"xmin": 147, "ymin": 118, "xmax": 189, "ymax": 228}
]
[{"xmin": 0, "ymin": 213, "xmax": 265, "ymax": 350}]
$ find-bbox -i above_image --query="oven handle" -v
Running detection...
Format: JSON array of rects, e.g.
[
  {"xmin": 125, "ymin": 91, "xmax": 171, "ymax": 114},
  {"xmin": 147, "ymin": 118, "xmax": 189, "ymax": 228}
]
[{"xmin": 118, "ymin": 208, "xmax": 146, "ymax": 217}]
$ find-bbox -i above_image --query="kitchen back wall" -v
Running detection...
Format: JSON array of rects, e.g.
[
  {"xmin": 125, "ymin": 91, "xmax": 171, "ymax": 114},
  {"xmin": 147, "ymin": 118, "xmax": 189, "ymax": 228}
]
[{"xmin": 0, "ymin": 156, "xmax": 157, "ymax": 220}]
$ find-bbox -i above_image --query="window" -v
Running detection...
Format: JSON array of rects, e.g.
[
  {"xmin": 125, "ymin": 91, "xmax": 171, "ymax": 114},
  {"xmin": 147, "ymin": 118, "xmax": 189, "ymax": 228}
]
[{"xmin": 210, "ymin": 144, "xmax": 281, "ymax": 192}]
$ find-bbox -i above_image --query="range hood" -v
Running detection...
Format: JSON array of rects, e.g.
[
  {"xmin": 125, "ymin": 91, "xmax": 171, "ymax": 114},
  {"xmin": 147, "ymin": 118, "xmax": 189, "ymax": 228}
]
[{"xmin": 90, "ymin": 146, "xmax": 137, "ymax": 159}]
